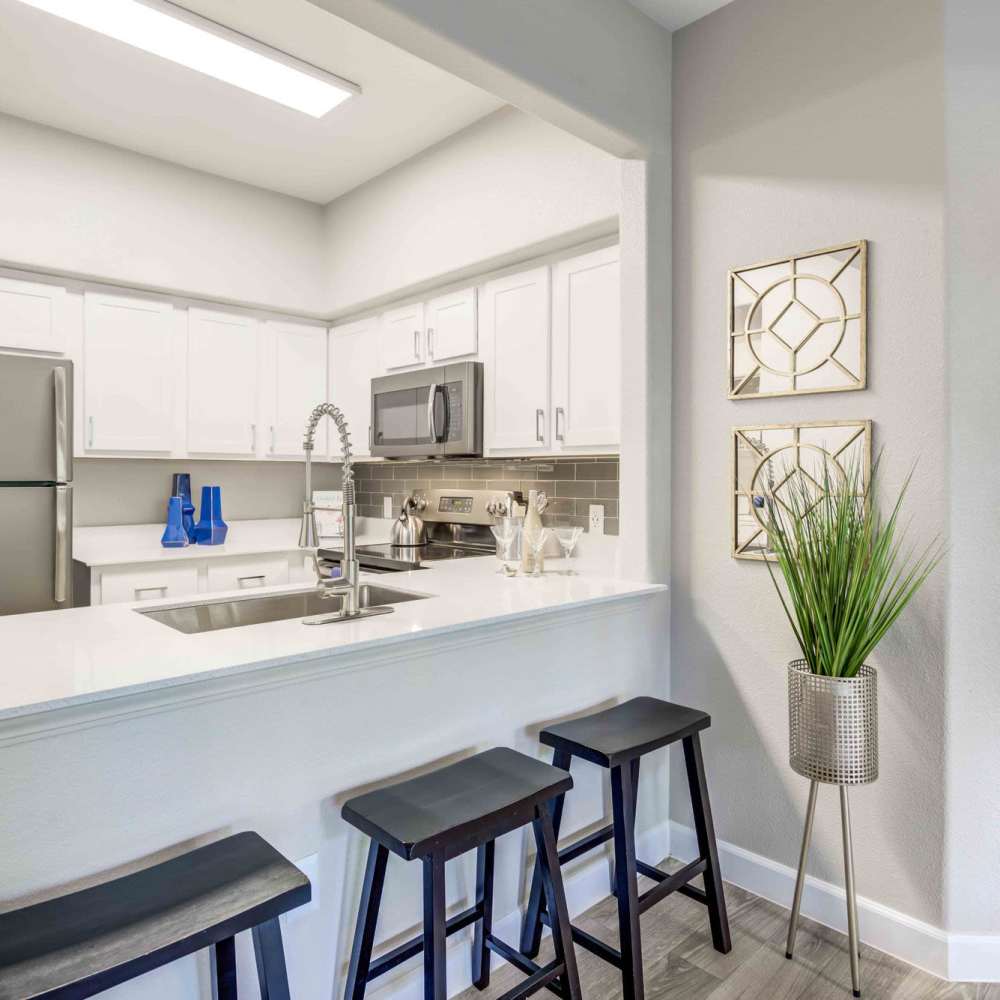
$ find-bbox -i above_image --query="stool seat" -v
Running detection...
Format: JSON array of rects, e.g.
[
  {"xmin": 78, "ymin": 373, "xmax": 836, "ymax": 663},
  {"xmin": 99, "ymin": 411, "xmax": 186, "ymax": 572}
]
[
  {"xmin": 343, "ymin": 747, "xmax": 573, "ymax": 860},
  {"xmin": 0, "ymin": 832, "xmax": 309, "ymax": 1000},
  {"xmin": 540, "ymin": 697, "xmax": 710, "ymax": 767}
]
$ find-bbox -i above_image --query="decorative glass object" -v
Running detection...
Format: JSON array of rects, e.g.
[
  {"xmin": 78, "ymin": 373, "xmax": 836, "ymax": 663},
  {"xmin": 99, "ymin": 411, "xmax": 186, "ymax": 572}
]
[
  {"xmin": 490, "ymin": 519, "xmax": 522, "ymax": 576},
  {"xmin": 732, "ymin": 420, "xmax": 870, "ymax": 561},
  {"xmin": 554, "ymin": 527, "xmax": 583, "ymax": 574},
  {"xmin": 729, "ymin": 241, "xmax": 867, "ymax": 399},
  {"xmin": 525, "ymin": 527, "xmax": 552, "ymax": 578}
]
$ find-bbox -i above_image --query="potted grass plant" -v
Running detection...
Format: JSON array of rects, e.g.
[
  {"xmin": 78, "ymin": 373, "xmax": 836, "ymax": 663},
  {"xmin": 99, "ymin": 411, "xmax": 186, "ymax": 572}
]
[{"xmin": 762, "ymin": 455, "xmax": 941, "ymax": 998}]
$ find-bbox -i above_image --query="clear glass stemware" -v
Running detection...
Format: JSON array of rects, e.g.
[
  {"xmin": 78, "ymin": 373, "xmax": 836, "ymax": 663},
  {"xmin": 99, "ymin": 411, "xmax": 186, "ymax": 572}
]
[
  {"xmin": 554, "ymin": 526, "xmax": 584, "ymax": 574},
  {"xmin": 526, "ymin": 527, "xmax": 552, "ymax": 578},
  {"xmin": 490, "ymin": 519, "xmax": 522, "ymax": 576}
]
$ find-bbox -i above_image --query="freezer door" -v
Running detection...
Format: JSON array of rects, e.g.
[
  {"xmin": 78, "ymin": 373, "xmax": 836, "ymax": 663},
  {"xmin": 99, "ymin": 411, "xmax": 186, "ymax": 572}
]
[
  {"xmin": 0, "ymin": 485, "xmax": 73, "ymax": 614},
  {"xmin": 0, "ymin": 355, "xmax": 73, "ymax": 482}
]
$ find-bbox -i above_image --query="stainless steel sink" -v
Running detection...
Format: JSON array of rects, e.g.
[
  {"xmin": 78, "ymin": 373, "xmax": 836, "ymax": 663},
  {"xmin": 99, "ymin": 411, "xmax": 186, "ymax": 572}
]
[{"xmin": 137, "ymin": 584, "xmax": 428, "ymax": 634}]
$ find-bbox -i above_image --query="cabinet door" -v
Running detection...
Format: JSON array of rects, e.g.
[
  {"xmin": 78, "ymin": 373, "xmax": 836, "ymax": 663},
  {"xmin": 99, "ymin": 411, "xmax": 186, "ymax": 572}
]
[
  {"xmin": 0, "ymin": 276, "xmax": 66, "ymax": 353},
  {"xmin": 187, "ymin": 308, "xmax": 259, "ymax": 455},
  {"xmin": 84, "ymin": 292, "xmax": 174, "ymax": 452},
  {"xmin": 206, "ymin": 554, "xmax": 289, "ymax": 593},
  {"xmin": 480, "ymin": 267, "xmax": 550, "ymax": 452},
  {"xmin": 426, "ymin": 287, "xmax": 477, "ymax": 363},
  {"xmin": 379, "ymin": 302, "xmax": 425, "ymax": 370},
  {"xmin": 329, "ymin": 316, "xmax": 380, "ymax": 458},
  {"xmin": 99, "ymin": 563, "xmax": 199, "ymax": 605},
  {"xmin": 552, "ymin": 246, "xmax": 620, "ymax": 449},
  {"xmin": 267, "ymin": 321, "xmax": 327, "ymax": 458}
]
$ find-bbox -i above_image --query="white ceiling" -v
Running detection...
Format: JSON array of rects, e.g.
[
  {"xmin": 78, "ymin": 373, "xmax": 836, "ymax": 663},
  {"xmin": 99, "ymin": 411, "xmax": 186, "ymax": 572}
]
[
  {"xmin": 0, "ymin": 0, "xmax": 503, "ymax": 204},
  {"xmin": 626, "ymin": 0, "xmax": 733, "ymax": 31}
]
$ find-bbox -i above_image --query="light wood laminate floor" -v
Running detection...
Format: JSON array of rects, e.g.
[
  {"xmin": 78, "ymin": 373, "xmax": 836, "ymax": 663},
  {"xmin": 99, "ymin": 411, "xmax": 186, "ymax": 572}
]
[{"xmin": 454, "ymin": 862, "xmax": 998, "ymax": 1000}]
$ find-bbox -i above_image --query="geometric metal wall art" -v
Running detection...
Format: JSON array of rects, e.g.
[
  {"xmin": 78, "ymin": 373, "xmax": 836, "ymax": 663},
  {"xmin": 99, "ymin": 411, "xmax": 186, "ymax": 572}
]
[
  {"xmin": 729, "ymin": 240, "xmax": 867, "ymax": 399},
  {"xmin": 732, "ymin": 419, "xmax": 872, "ymax": 561}
]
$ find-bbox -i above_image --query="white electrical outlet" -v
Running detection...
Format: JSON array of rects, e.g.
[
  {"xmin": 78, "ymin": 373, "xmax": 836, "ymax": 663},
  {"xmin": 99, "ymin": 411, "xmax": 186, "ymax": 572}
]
[
  {"xmin": 589, "ymin": 504, "xmax": 605, "ymax": 535},
  {"xmin": 383, "ymin": 496, "xmax": 393, "ymax": 518}
]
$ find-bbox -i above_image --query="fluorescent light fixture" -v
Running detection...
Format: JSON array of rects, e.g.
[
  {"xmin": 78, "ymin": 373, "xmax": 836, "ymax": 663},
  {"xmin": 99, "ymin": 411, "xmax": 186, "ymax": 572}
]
[{"xmin": 13, "ymin": 0, "xmax": 359, "ymax": 117}]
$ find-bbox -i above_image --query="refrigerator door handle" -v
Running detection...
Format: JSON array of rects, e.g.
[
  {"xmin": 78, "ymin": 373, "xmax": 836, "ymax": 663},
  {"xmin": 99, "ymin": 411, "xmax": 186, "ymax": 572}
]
[
  {"xmin": 54, "ymin": 485, "xmax": 71, "ymax": 604},
  {"xmin": 54, "ymin": 365, "xmax": 69, "ymax": 483}
]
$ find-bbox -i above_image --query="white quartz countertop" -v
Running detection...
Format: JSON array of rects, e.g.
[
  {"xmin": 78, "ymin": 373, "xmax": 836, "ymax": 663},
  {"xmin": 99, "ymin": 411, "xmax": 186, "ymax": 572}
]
[
  {"xmin": 0, "ymin": 554, "xmax": 664, "ymax": 723},
  {"xmin": 73, "ymin": 518, "xmax": 339, "ymax": 566}
]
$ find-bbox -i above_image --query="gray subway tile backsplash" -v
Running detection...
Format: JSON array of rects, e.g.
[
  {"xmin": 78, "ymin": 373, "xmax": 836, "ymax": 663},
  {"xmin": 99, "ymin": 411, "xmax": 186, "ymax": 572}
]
[{"xmin": 354, "ymin": 456, "xmax": 620, "ymax": 535}]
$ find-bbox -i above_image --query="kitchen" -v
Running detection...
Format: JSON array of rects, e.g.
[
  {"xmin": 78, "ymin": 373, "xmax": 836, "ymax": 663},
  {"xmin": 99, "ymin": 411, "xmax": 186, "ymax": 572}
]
[
  {"xmin": 2, "ymin": 1, "xmax": 997, "ymax": 1000},
  {"xmin": 0, "ymin": 2, "xmax": 668, "ymax": 999}
]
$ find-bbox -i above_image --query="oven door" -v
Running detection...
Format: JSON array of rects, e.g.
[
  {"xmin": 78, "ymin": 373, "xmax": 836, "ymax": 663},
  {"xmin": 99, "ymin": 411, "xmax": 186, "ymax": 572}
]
[{"xmin": 370, "ymin": 363, "xmax": 482, "ymax": 458}]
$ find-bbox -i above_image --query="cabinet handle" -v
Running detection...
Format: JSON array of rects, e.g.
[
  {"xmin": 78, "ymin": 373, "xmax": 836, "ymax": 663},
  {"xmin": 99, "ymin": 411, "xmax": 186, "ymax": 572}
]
[
  {"xmin": 135, "ymin": 585, "xmax": 168, "ymax": 599},
  {"xmin": 238, "ymin": 574, "xmax": 266, "ymax": 588},
  {"xmin": 536, "ymin": 408, "xmax": 545, "ymax": 443},
  {"xmin": 413, "ymin": 329, "xmax": 420, "ymax": 359},
  {"xmin": 251, "ymin": 423, "xmax": 257, "ymax": 452},
  {"xmin": 427, "ymin": 327, "xmax": 434, "ymax": 359},
  {"xmin": 556, "ymin": 406, "xmax": 566, "ymax": 442},
  {"xmin": 88, "ymin": 415, "xmax": 95, "ymax": 449},
  {"xmin": 270, "ymin": 425, "xmax": 276, "ymax": 453}
]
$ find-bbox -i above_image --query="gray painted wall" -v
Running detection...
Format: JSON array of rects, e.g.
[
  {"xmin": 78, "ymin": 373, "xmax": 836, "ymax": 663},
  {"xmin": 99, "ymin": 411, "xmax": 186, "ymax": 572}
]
[
  {"xmin": 73, "ymin": 459, "xmax": 344, "ymax": 527},
  {"xmin": 944, "ymin": 0, "xmax": 1000, "ymax": 936},
  {"xmin": 672, "ymin": 0, "xmax": 947, "ymax": 927}
]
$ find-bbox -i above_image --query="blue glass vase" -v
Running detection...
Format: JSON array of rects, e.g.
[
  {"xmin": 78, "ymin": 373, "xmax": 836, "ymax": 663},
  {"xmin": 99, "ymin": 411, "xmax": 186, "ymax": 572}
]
[
  {"xmin": 194, "ymin": 485, "xmax": 228, "ymax": 545},
  {"xmin": 161, "ymin": 496, "xmax": 190, "ymax": 548},
  {"xmin": 171, "ymin": 472, "xmax": 197, "ymax": 543}
]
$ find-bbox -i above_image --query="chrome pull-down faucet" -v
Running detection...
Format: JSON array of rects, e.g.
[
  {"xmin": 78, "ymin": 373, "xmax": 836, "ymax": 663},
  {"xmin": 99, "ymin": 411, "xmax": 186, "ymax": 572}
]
[{"xmin": 298, "ymin": 402, "xmax": 392, "ymax": 624}]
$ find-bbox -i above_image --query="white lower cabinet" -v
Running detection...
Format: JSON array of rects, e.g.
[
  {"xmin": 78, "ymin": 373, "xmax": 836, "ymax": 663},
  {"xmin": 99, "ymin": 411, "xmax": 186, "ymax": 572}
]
[
  {"xmin": 83, "ymin": 292, "xmax": 175, "ymax": 453},
  {"xmin": 206, "ymin": 554, "xmax": 289, "ymax": 593},
  {"xmin": 480, "ymin": 267, "xmax": 551, "ymax": 452},
  {"xmin": 551, "ymin": 245, "xmax": 621, "ymax": 449},
  {"xmin": 100, "ymin": 564, "xmax": 200, "ymax": 605},
  {"xmin": 187, "ymin": 309, "xmax": 259, "ymax": 456},
  {"xmin": 329, "ymin": 316, "xmax": 380, "ymax": 458}
]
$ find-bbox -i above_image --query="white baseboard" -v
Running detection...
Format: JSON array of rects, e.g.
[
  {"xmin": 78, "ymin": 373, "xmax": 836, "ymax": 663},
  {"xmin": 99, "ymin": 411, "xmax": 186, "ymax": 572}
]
[
  {"xmin": 670, "ymin": 821, "xmax": 1000, "ymax": 983},
  {"xmin": 366, "ymin": 820, "xmax": 672, "ymax": 1000}
]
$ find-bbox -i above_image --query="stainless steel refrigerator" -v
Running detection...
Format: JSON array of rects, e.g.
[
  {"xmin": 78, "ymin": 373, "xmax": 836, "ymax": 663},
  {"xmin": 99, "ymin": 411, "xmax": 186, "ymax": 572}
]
[{"xmin": 0, "ymin": 354, "xmax": 73, "ymax": 614}]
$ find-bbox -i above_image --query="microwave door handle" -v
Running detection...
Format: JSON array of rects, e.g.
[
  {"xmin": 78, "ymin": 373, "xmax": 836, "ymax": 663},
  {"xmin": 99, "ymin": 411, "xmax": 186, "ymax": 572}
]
[{"xmin": 427, "ymin": 383, "xmax": 439, "ymax": 442}]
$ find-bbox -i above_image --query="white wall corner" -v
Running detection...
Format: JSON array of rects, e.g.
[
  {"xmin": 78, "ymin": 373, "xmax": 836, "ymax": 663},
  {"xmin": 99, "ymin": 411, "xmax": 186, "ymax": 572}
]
[{"xmin": 670, "ymin": 822, "xmax": 1000, "ymax": 983}]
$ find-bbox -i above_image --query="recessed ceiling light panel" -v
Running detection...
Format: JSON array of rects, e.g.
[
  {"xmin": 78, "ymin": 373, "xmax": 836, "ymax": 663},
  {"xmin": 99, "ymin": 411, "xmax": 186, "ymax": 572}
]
[{"xmin": 12, "ymin": 0, "xmax": 360, "ymax": 117}]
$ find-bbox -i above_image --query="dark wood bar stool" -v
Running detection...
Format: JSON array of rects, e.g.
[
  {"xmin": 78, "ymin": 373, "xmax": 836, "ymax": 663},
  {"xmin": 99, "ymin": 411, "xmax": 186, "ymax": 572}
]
[
  {"xmin": 0, "ymin": 831, "xmax": 310, "ymax": 1000},
  {"xmin": 520, "ymin": 697, "xmax": 732, "ymax": 1000},
  {"xmin": 341, "ymin": 747, "xmax": 583, "ymax": 1000}
]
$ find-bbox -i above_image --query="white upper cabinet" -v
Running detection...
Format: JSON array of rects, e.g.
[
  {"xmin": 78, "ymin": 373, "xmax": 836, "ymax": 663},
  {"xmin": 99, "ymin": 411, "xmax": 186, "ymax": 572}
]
[
  {"xmin": 186, "ymin": 308, "xmax": 259, "ymax": 456},
  {"xmin": 83, "ymin": 292, "xmax": 174, "ymax": 453},
  {"xmin": 551, "ymin": 246, "xmax": 621, "ymax": 449},
  {"xmin": 0, "ymin": 277, "xmax": 67, "ymax": 354},
  {"xmin": 379, "ymin": 301, "xmax": 425, "ymax": 370},
  {"xmin": 480, "ymin": 267, "xmax": 551, "ymax": 452},
  {"xmin": 329, "ymin": 315, "xmax": 380, "ymax": 459},
  {"xmin": 266, "ymin": 320, "xmax": 327, "ymax": 458},
  {"xmin": 426, "ymin": 287, "xmax": 477, "ymax": 363}
]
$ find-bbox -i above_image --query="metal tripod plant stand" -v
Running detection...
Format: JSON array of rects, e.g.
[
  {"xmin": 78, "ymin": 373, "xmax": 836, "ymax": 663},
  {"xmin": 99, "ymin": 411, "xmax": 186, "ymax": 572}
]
[{"xmin": 784, "ymin": 660, "xmax": 878, "ymax": 999}]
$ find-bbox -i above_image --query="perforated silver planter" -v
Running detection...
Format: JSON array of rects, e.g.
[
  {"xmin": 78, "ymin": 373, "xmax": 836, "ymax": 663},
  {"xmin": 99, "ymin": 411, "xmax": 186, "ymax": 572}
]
[
  {"xmin": 788, "ymin": 659, "xmax": 878, "ymax": 785},
  {"xmin": 785, "ymin": 659, "xmax": 878, "ymax": 998}
]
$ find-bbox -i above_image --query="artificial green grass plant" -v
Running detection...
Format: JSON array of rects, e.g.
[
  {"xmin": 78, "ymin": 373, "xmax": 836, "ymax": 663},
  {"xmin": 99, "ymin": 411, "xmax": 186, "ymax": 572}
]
[{"xmin": 763, "ymin": 456, "xmax": 942, "ymax": 678}]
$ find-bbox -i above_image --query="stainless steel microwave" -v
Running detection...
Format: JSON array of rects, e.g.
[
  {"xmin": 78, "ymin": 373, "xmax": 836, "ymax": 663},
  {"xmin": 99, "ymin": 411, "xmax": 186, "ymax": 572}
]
[{"xmin": 370, "ymin": 361, "xmax": 484, "ymax": 459}]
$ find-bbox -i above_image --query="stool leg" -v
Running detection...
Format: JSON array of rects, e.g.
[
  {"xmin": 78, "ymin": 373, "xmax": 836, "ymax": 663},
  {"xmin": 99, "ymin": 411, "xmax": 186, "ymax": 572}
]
[
  {"xmin": 212, "ymin": 936, "xmax": 237, "ymax": 1000},
  {"xmin": 344, "ymin": 841, "xmax": 390, "ymax": 1000},
  {"xmin": 682, "ymin": 733, "xmax": 732, "ymax": 954},
  {"xmin": 610, "ymin": 763, "xmax": 644, "ymax": 1000},
  {"xmin": 472, "ymin": 840, "xmax": 495, "ymax": 989},
  {"xmin": 612, "ymin": 756, "xmax": 641, "ymax": 897},
  {"xmin": 532, "ymin": 804, "xmax": 583, "ymax": 1000},
  {"xmin": 252, "ymin": 918, "xmax": 291, "ymax": 1000},
  {"xmin": 520, "ymin": 747, "xmax": 571, "ymax": 958},
  {"xmin": 423, "ymin": 853, "xmax": 447, "ymax": 1000},
  {"xmin": 786, "ymin": 780, "xmax": 819, "ymax": 960}
]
